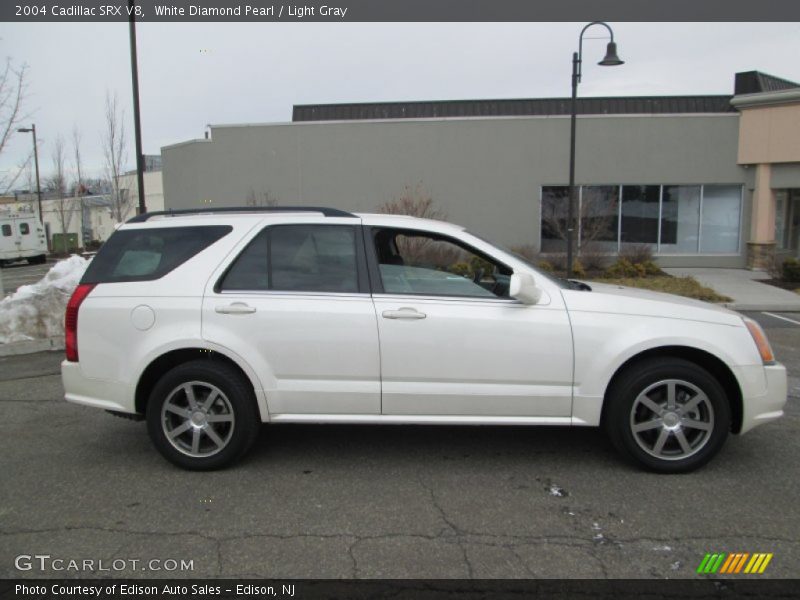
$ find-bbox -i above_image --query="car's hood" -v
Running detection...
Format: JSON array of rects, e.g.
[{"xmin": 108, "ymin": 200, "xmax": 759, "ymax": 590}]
[{"xmin": 561, "ymin": 281, "xmax": 743, "ymax": 327}]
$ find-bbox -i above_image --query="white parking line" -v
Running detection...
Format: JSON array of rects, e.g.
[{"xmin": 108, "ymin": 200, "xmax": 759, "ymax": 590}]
[{"xmin": 762, "ymin": 312, "xmax": 800, "ymax": 326}]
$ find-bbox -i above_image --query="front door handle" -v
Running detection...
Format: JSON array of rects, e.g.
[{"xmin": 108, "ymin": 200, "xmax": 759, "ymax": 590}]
[
  {"xmin": 215, "ymin": 302, "xmax": 256, "ymax": 315},
  {"xmin": 382, "ymin": 307, "xmax": 426, "ymax": 320}
]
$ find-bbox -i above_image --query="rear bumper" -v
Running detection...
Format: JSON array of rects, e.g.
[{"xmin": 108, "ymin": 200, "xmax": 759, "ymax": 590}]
[
  {"xmin": 61, "ymin": 360, "xmax": 137, "ymax": 414},
  {"xmin": 739, "ymin": 363, "xmax": 787, "ymax": 434}
]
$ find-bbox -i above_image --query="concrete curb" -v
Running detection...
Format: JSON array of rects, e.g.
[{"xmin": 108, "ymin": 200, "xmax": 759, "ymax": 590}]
[
  {"xmin": 0, "ymin": 336, "xmax": 64, "ymax": 357},
  {"xmin": 723, "ymin": 303, "xmax": 800, "ymax": 312}
]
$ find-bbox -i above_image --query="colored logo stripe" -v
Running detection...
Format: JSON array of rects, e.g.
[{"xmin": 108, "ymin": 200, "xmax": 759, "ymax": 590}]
[{"xmin": 698, "ymin": 552, "xmax": 773, "ymax": 574}]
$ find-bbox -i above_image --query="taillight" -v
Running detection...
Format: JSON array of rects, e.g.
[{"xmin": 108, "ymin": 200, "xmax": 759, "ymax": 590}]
[{"xmin": 65, "ymin": 283, "xmax": 96, "ymax": 362}]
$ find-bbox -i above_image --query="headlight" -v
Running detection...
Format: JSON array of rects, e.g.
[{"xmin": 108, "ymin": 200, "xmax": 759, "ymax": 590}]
[{"xmin": 743, "ymin": 317, "xmax": 776, "ymax": 364}]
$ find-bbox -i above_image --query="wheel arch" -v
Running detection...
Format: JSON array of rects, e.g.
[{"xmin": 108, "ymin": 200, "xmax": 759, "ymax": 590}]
[
  {"xmin": 600, "ymin": 345, "xmax": 744, "ymax": 434},
  {"xmin": 134, "ymin": 347, "xmax": 269, "ymax": 421}
]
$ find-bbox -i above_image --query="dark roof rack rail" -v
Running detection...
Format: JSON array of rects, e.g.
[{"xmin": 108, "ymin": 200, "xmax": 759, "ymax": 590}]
[{"xmin": 127, "ymin": 206, "xmax": 356, "ymax": 223}]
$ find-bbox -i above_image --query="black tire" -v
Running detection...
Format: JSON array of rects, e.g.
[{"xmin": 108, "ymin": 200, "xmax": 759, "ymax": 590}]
[
  {"xmin": 604, "ymin": 357, "xmax": 731, "ymax": 473},
  {"xmin": 146, "ymin": 360, "xmax": 261, "ymax": 470},
  {"xmin": 28, "ymin": 254, "xmax": 47, "ymax": 265}
]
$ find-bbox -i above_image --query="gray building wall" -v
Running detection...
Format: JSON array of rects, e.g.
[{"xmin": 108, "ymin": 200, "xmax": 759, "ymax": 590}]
[{"xmin": 162, "ymin": 113, "xmax": 749, "ymax": 267}]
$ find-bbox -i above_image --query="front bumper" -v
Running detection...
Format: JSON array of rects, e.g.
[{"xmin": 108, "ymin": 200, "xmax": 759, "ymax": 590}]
[
  {"xmin": 739, "ymin": 363, "xmax": 787, "ymax": 434},
  {"xmin": 61, "ymin": 360, "xmax": 136, "ymax": 414}
]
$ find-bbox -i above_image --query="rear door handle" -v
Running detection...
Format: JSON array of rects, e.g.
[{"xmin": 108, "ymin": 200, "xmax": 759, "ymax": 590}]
[
  {"xmin": 382, "ymin": 307, "xmax": 426, "ymax": 320},
  {"xmin": 215, "ymin": 302, "xmax": 256, "ymax": 315}
]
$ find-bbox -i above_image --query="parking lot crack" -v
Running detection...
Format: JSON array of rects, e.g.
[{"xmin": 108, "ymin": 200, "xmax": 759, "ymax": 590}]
[{"xmin": 416, "ymin": 474, "xmax": 475, "ymax": 578}]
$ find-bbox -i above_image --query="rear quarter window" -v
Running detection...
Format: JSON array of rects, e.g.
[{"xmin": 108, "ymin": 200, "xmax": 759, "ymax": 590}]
[{"xmin": 81, "ymin": 225, "xmax": 232, "ymax": 283}]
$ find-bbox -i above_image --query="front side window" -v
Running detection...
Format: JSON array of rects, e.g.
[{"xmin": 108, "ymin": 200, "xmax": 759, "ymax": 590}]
[
  {"xmin": 1, "ymin": 224, "xmax": 11, "ymax": 237},
  {"xmin": 220, "ymin": 225, "xmax": 358, "ymax": 293},
  {"xmin": 373, "ymin": 228, "xmax": 511, "ymax": 298},
  {"xmin": 19, "ymin": 223, "xmax": 30, "ymax": 235}
]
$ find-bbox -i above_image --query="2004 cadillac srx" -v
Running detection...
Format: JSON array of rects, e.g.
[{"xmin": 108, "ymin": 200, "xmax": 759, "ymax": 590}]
[{"xmin": 61, "ymin": 207, "xmax": 787, "ymax": 471}]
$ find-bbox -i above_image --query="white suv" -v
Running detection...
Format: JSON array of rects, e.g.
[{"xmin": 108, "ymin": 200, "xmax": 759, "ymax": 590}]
[{"xmin": 61, "ymin": 207, "xmax": 787, "ymax": 472}]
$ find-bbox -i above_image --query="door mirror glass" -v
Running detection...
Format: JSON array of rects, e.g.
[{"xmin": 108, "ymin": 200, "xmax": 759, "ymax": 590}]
[{"xmin": 509, "ymin": 272, "xmax": 542, "ymax": 305}]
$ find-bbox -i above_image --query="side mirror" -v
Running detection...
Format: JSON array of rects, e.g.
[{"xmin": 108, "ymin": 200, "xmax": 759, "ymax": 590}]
[{"xmin": 509, "ymin": 272, "xmax": 542, "ymax": 305}]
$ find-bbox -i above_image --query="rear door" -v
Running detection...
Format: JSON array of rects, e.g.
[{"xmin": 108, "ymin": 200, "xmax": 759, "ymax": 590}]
[
  {"xmin": 202, "ymin": 220, "xmax": 381, "ymax": 417},
  {"xmin": 17, "ymin": 219, "xmax": 45, "ymax": 255}
]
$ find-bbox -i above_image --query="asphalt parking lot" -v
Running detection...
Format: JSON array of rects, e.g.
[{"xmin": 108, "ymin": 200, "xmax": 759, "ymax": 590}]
[
  {"xmin": 0, "ymin": 309, "xmax": 798, "ymax": 579},
  {"xmin": 0, "ymin": 260, "xmax": 56, "ymax": 297}
]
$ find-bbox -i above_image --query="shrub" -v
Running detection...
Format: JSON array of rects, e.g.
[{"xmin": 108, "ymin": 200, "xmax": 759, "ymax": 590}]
[
  {"xmin": 620, "ymin": 244, "xmax": 653, "ymax": 265},
  {"xmin": 572, "ymin": 260, "xmax": 587, "ymax": 279},
  {"xmin": 537, "ymin": 260, "xmax": 554, "ymax": 273},
  {"xmin": 579, "ymin": 244, "xmax": 611, "ymax": 272},
  {"xmin": 449, "ymin": 262, "xmax": 471, "ymax": 277},
  {"xmin": 605, "ymin": 258, "xmax": 646, "ymax": 278},
  {"xmin": 641, "ymin": 260, "xmax": 662, "ymax": 276},
  {"xmin": 783, "ymin": 258, "xmax": 800, "ymax": 282},
  {"xmin": 509, "ymin": 244, "xmax": 538, "ymax": 263}
]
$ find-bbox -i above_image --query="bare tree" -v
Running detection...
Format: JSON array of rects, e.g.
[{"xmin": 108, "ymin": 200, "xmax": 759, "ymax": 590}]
[
  {"xmin": 245, "ymin": 188, "xmax": 278, "ymax": 207},
  {"xmin": 541, "ymin": 187, "xmax": 617, "ymax": 262},
  {"xmin": 0, "ymin": 58, "xmax": 30, "ymax": 194},
  {"xmin": 377, "ymin": 184, "xmax": 459, "ymax": 266},
  {"xmin": 72, "ymin": 126, "xmax": 84, "ymax": 196},
  {"xmin": 378, "ymin": 183, "xmax": 445, "ymax": 220},
  {"xmin": 102, "ymin": 92, "xmax": 129, "ymax": 223},
  {"xmin": 50, "ymin": 134, "xmax": 76, "ymax": 253}
]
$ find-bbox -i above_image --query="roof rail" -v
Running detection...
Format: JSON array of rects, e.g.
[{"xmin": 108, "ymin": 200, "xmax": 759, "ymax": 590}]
[{"xmin": 126, "ymin": 206, "xmax": 356, "ymax": 223}]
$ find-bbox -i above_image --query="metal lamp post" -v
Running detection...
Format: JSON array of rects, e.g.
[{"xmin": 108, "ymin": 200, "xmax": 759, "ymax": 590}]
[
  {"xmin": 567, "ymin": 22, "xmax": 624, "ymax": 277},
  {"xmin": 17, "ymin": 124, "xmax": 43, "ymax": 223}
]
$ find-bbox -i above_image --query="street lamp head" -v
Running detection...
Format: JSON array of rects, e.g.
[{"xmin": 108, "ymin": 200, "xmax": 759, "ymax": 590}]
[
  {"xmin": 17, "ymin": 127, "xmax": 32, "ymax": 133},
  {"xmin": 598, "ymin": 41, "xmax": 624, "ymax": 66}
]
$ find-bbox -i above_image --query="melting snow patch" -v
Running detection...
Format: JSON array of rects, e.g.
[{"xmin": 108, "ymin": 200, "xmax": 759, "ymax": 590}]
[
  {"xmin": 548, "ymin": 484, "xmax": 568, "ymax": 497},
  {"xmin": 653, "ymin": 545, "xmax": 673, "ymax": 552},
  {"xmin": 0, "ymin": 256, "xmax": 89, "ymax": 344}
]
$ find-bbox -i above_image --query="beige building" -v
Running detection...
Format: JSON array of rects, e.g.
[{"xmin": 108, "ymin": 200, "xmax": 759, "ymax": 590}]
[{"xmin": 732, "ymin": 74, "xmax": 800, "ymax": 268}]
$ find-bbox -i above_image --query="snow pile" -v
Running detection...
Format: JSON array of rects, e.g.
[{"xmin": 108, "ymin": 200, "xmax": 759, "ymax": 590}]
[{"xmin": 0, "ymin": 256, "xmax": 89, "ymax": 344}]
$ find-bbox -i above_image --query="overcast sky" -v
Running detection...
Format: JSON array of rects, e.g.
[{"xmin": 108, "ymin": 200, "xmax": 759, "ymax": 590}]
[{"xmin": 2, "ymin": 22, "xmax": 799, "ymax": 183}]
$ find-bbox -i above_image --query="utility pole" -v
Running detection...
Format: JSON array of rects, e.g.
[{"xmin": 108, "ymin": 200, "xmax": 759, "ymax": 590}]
[{"xmin": 129, "ymin": 0, "xmax": 147, "ymax": 214}]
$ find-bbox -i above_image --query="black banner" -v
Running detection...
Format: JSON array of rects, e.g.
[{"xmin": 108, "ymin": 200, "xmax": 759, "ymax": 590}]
[
  {"xmin": 3, "ymin": 580, "xmax": 800, "ymax": 600},
  {"xmin": 2, "ymin": 0, "xmax": 800, "ymax": 22}
]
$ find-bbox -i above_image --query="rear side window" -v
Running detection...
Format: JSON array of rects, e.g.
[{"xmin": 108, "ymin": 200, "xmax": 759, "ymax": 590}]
[
  {"xmin": 81, "ymin": 225, "xmax": 231, "ymax": 283},
  {"xmin": 1, "ymin": 224, "xmax": 10, "ymax": 237},
  {"xmin": 19, "ymin": 223, "xmax": 30, "ymax": 235},
  {"xmin": 219, "ymin": 224, "xmax": 358, "ymax": 293}
]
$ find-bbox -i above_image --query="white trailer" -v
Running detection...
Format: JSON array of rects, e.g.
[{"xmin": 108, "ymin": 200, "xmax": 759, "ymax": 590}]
[{"xmin": 0, "ymin": 212, "xmax": 47, "ymax": 267}]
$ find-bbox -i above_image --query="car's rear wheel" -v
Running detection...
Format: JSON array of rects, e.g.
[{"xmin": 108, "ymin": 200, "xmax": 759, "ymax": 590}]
[
  {"xmin": 146, "ymin": 360, "xmax": 261, "ymax": 470},
  {"xmin": 605, "ymin": 357, "xmax": 731, "ymax": 473}
]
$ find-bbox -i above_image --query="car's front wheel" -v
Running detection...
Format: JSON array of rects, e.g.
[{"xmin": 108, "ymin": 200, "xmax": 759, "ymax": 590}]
[
  {"xmin": 146, "ymin": 360, "xmax": 261, "ymax": 470},
  {"xmin": 605, "ymin": 357, "xmax": 731, "ymax": 473}
]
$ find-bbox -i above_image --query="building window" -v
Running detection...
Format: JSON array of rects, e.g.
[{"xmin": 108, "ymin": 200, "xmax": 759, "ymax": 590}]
[
  {"xmin": 620, "ymin": 185, "xmax": 660, "ymax": 247},
  {"xmin": 580, "ymin": 186, "xmax": 619, "ymax": 252},
  {"xmin": 700, "ymin": 185, "xmax": 741, "ymax": 254},
  {"xmin": 539, "ymin": 184, "xmax": 742, "ymax": 255},
  {"xmin": 540, "ymin": 186, "xmax": 570, "ymax": 253},
  {"xmin": 660, "ymin": 185, "xmax": 701, "ymax": 254}
]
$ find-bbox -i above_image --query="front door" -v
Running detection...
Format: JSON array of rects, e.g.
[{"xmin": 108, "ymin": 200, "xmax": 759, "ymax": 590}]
[{"xmin": 368, "ymin": 227, "xmax": 574, "ymax": 417}]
